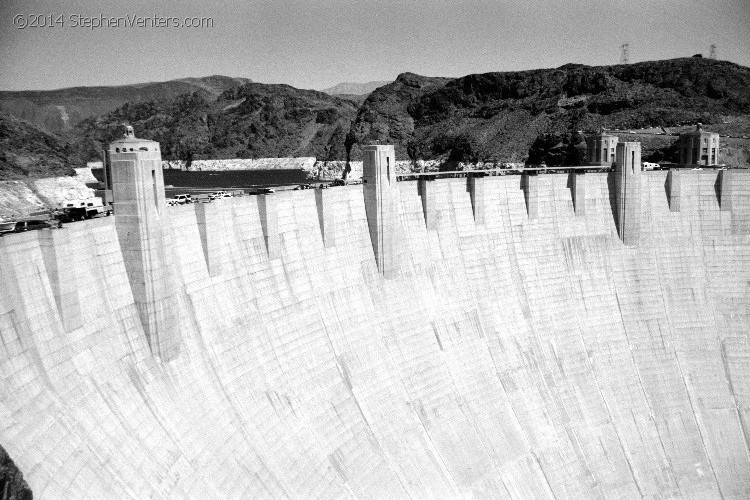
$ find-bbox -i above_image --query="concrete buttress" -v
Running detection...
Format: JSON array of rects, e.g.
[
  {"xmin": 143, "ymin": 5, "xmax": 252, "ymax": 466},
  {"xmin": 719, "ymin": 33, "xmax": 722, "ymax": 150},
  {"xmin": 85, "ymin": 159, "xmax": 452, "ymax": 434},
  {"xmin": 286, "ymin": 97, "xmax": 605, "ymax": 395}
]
[{"xmin": 109, "ymin": 126, "xmax": 181, "ymax": 360}]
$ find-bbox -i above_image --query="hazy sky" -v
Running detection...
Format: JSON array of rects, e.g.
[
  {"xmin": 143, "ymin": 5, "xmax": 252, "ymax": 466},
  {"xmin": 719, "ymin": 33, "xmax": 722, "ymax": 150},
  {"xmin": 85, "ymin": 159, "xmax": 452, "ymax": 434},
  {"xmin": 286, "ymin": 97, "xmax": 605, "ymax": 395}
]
[{"xmin": 1, "ymin": 0, "xmax": 749, "ymax": 91}]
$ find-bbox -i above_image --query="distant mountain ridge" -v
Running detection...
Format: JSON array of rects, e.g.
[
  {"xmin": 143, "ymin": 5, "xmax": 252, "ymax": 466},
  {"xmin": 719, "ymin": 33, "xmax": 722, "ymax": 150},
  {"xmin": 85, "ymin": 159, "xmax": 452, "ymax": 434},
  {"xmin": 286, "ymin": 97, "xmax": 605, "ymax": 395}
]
[
  {"xmin": 350, "ymin": 58, "xmax": 750, "ymax": 163},
  {"xmin": 72, "ymin": 82, "xmax": 358, "ymax": 162},
  {"xmin": 0, "ymin": 75, "xmax": 252, "ymax": 133},
  {"xmin": 321, "ymin": 81, "xmax": 390, "ymax": 96},
  {"xmin": 1, "ymin": 58, "xmax": 749, "ymax": 180}
]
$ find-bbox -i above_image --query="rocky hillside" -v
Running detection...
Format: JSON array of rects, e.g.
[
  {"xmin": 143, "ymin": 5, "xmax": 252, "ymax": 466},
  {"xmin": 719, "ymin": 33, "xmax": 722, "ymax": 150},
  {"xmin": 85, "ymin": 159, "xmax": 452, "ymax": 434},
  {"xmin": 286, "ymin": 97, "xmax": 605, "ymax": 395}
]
[
  {"xmin": 0, "ymin": 75, "xmax": 251, "ymax": 134},
  {"xmin": 1, "ymin": 58, "xmax": 749, "ymax": 179},
  {"xmin": 72, "ymin": 82, "xmax": 359, "ymax": 162},
  {"xmin": 351, "ymin": 58, "xmax": 750, "ymax": 163},
  {"xmin": 0, "ymin": 444, "xmax": 32, "ymax": 500},
  {"xmin": 0, "ymin": 111, "xmax": 80, "ymax": 180}
]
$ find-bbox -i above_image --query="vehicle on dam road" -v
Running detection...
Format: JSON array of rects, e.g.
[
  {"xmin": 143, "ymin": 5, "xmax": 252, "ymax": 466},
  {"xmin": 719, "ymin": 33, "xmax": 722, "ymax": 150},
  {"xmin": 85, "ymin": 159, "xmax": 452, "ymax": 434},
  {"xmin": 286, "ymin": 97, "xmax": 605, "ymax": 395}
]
[
  {"xmin": 55, "ymin": 198, "xmax": 111, "ymax": 222},
  {"xmin": 0, "ymin": 219, "xmax": 57, "ymax": 236},
  {"xmin": 0, "ymin": 221, "xmax": 19, "ymax": 236},
  {"xmin": 211, "ymin": 191, "xmax": 233, "ymax": 199},
  {"xmin": 173, "ymin": 194, "xmax": 193, "ymax": 204},
  {"xmin": 192, "ymin": 194, "xmax": 213, "ymax": 203}
]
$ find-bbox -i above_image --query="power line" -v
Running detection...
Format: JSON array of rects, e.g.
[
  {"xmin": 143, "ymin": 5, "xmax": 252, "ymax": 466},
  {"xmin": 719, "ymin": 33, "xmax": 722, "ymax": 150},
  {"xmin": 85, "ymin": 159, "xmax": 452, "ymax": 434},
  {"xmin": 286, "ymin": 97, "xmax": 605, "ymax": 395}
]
[{"xmin": 620, "ymin": 43, "xmax": 630, "ymax": 64}]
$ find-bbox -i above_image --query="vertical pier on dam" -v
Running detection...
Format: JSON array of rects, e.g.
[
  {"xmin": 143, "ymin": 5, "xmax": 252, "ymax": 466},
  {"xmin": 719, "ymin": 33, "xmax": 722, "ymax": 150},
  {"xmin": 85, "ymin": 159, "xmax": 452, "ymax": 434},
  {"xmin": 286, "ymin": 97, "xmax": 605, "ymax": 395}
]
[
  {"xmin": 614, "ymin": 141, "xmax": 642, "ymax": 245},
  {"xmin": 418, "ymin": 177, "xmax": 439, "ymax": 230},
  {"xmin": 467, "ymin": 174, "xmax": 486, "ymax": 225},
  {"xmin": 667, "ymin": 169, "xmax": 682, "ymax": 212},
  {"xmin": 363, "ymin": 144, "xmax": 398, "ymax": 277},
  {"xmin": 258, "ymin": 193, "xmax": 281, "ymax": 259},
  {"xmin": 38, "ymin": 228, "xmax": 83, "ymax": 332},
  {"xmin": 570, "ymin": 172, "xmax": 586, "ymax": 216},
  {"xmin": 109, "ymin": 126, "xmax": 181, "ymax": 360},
  {"xmin": 521, "ymin": 173, "xmax": 539, "ymax": 219},
  {"xmin": 315, "ymin": 188, "xmax": 337, "ymax": 248},
  {"xmin": 720, "ymin": 169, "xmax": 735, "ymax": 212}
]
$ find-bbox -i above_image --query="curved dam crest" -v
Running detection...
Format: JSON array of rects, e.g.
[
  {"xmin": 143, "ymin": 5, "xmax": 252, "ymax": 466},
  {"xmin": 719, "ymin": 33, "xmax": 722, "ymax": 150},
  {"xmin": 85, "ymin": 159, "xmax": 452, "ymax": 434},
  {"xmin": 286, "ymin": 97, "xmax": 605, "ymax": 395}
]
[{"xmin": 1, "ymin": 165, "xmax": 750, "ymax": 497}]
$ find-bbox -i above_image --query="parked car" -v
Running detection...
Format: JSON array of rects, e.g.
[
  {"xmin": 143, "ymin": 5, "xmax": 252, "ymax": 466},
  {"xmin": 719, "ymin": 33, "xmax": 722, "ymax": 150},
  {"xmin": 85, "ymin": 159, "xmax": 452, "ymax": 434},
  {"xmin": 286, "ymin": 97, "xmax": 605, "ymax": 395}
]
[
  {"xmin": 256, "ymin": 187, "xmax": 275, "ymax": 194},
  {"xmin": 173, "ymin": 194, "xmax": 192, "ymax": 204},
  {"xmin": 0, "ymin": 221, "xmax": 17, "ymax": 236},
  {"xmin": 193, "ymin": 194, "xmax": 214, "ymax": 203},
  {"xmin": 211, "ymin": 191, "xmax": 233, "ymax": 198},
  {"xmin": 331, "ymin": 179, "xmax": 346, "ymax": 187},
  {"xmin": 293, "ymin": 184, "xmax": 314, "ymax": 190},
  {"xmin": 11, "ymin": 219, "xmax": 53, "ymax": 233},
  {"xmin": 84, "ymin": 198, "xmax": 111, "ymax": 217}
]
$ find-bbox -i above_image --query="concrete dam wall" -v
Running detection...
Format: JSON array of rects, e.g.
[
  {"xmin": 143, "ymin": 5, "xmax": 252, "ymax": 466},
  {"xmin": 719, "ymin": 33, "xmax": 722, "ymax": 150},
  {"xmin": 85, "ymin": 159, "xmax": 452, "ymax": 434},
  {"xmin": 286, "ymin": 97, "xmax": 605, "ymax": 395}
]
[{"xmin": 1, "ymin": 167, "xmax": 749, "ymax": 498}]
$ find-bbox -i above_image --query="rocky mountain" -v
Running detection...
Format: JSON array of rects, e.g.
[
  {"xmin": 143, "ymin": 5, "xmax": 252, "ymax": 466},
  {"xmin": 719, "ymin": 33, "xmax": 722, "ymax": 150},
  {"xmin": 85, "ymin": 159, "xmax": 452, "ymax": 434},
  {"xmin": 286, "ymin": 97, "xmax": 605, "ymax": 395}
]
[
  {"xmin": 73, "ymin": 82, "xmax": 359, "ymax": 161},
  {"xmin": 321, "ymin": 81, "xmax": 390, "ymax": 96},
  {"xmin": 0, "ymin": 75, "xmax": 251, "ymax": 134},
  {"xmin": 1, "ymin": 58, "xmax": 749, "ymax": 180},
  {"xmin": 0, "ymin": 111, "xmax": 80, "ymax": 180},
  {"xmin": 350, "ymin": 58, "xmax": 750, "ymax": 163}
]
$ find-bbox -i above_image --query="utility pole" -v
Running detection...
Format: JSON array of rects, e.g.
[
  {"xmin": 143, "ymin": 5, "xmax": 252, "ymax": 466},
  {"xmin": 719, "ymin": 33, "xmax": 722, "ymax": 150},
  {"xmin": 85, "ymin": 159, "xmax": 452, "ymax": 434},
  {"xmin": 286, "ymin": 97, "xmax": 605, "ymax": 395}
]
[
  {"xmin": 620, "ymin": 43, "xmax": 630, "ymax": 64},
  {"xmin": 709, "ymin": 44, "xmax": 717, "ymax": 59}
]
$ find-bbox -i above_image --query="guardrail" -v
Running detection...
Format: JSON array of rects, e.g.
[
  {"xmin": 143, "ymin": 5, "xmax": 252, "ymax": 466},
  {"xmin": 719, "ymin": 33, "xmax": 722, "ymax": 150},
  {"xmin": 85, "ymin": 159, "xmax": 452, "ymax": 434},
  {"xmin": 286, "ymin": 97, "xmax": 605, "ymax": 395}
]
[{"xmin": 395, "ymin": 165, "xmax": 612, "ymax": 179}]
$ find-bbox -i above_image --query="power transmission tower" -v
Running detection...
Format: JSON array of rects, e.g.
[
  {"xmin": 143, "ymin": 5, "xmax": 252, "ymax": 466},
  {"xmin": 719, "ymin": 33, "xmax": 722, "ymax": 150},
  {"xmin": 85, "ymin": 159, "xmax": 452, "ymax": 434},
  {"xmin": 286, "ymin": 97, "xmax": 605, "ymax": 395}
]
[
  {"xmin": 620, "ymin": 43, "xmax": 630, "ymax": 64},
  {"xmin": 709, "ymin": 44, "xmax": 717, "ymax": 59}
]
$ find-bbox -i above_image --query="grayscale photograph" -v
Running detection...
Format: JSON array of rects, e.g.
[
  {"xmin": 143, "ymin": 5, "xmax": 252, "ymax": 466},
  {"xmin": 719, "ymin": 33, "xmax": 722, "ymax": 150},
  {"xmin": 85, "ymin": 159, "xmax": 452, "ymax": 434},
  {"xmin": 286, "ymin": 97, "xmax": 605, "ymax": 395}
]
[{"xmin": 1, "ymin": 0, "xmax": 749, "ymax": 498}]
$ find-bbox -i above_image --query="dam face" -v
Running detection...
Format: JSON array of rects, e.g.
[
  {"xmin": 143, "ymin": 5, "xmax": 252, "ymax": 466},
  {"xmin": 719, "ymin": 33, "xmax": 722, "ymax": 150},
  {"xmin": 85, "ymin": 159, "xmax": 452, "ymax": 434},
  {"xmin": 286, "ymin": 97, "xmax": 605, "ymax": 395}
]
[{"xmin": 1, "ymin": 166, "xmax": 749, "ymax": 497}]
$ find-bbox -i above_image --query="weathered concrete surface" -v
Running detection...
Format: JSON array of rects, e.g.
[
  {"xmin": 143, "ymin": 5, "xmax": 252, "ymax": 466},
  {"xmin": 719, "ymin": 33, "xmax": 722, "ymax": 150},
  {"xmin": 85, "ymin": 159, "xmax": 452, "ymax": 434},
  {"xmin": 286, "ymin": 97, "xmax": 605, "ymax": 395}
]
[{"xmin": 0, "ymin": 170, "xmax": 749, "ymax": 498}]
